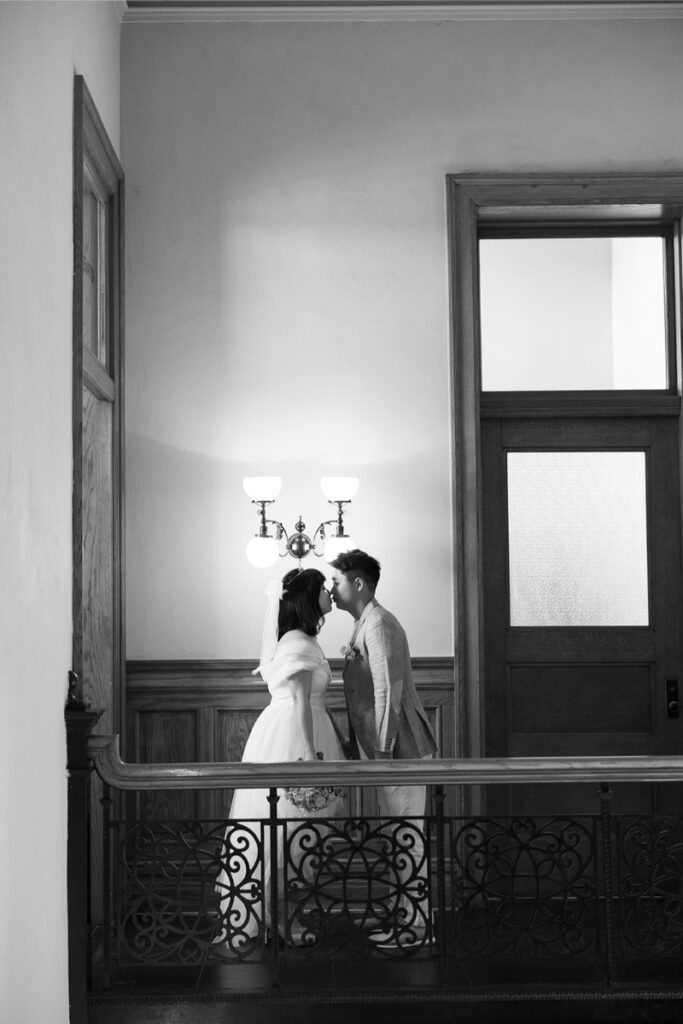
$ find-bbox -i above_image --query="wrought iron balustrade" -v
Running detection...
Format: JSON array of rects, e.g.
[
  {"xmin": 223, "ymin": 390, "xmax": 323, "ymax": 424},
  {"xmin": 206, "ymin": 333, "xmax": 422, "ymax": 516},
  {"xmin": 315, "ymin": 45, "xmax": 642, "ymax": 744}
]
[{"xmin": 87, "ymin": 736, "xmax": 683, "ymax": 996}]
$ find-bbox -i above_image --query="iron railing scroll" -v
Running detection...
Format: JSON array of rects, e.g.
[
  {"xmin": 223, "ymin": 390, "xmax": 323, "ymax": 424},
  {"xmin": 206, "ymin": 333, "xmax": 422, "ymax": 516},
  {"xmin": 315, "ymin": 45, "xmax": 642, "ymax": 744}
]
[{"xmin": 87, "ymin": 735, "xmax": 683, "ymax": 998}]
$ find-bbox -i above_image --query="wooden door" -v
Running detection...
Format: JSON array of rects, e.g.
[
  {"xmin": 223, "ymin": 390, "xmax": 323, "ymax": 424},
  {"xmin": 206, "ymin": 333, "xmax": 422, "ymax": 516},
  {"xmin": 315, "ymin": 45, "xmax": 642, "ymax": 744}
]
[
  {"xmin": 72, "ymin": 76, "xmax": 124, "ymax": 921},
  {"xmin": 482, "ymin": 414, "xmax": 683, "ymax": 815},
  {"xmin": 73, "ymin": 76, "xmax": 124, "ymax": 730}
]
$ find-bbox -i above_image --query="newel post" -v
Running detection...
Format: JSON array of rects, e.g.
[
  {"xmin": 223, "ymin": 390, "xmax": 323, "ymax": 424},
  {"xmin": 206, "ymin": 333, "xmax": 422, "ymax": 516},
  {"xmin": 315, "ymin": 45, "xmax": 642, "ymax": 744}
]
[{"xmin": 65, "ymin": 675, "xmax": 102, "ymax": 1024}]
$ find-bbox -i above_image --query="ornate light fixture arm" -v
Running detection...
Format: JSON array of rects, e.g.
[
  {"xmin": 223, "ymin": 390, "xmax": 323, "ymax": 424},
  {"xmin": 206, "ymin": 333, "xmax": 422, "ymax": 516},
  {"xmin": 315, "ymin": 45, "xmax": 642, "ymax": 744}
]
[
  {"xmin": 312, "ymin": 500, "xmax": 353, "ymax": 552},
  {"xmin": 251, "ymin": 500, "xmax": 282, "ymax": 541},
  {"xmin": 244, "ymin": 477, "xmax": 359, "ymax": 566}
]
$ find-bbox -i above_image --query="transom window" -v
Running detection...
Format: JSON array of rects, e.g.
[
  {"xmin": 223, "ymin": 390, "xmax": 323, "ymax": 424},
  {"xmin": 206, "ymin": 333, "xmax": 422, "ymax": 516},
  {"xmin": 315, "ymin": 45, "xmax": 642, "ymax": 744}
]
[{"xmin": 479, "ymin": 227, "xmax": 673, "ymax": 392}]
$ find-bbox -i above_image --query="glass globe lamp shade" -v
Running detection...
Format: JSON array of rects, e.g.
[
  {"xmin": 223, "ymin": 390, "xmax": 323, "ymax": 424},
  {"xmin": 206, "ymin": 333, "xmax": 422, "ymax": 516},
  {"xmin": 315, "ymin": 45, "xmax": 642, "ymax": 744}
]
[
  {"xmin": 243, "ymin": 476, "xmax": 282, "ymax": 502},
  {"xmin": 320, "ymin": 476, "xmax": 359, "ymax": 502},
  {"xmin": 246, "ymin": 535, "xmax": 280, "ymax": 568},
  {"xmin": 323, "ymin": 534, "xmax": 355, "ymax": 563}
]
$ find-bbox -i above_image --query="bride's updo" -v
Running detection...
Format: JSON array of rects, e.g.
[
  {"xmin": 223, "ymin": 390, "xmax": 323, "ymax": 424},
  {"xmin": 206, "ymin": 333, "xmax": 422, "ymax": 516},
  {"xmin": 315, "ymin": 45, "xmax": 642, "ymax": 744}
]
[{"xmin": 277, "ymin": 567, "xmax": 327, "ymax": 640}]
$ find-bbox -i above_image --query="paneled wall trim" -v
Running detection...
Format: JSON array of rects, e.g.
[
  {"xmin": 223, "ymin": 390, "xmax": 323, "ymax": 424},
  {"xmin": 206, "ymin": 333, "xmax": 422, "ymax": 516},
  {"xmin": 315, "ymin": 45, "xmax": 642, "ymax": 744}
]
[
  {"xmin": 126, "ymin": 657, "xmax": 455, "ymax": 761},
  {"xmin": 126, "ymin": 658, "xmax": 456, "ymax": 819}
]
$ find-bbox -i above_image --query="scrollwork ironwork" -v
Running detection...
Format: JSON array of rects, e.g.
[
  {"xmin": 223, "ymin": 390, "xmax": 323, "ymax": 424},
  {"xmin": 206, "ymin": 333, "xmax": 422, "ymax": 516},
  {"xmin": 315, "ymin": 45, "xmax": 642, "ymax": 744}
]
[
  {"xmin": 118, "ymin": 819, "xmax": 267, "ymax": 964},
  {"xmin": 450, "ymin": 816, "xmax": 597, "ymax": 959},
  {"xmin": 114, "ymin": 812, "xmax": 434, "ymax": 966},
  {"xmin": 618, "ymin": 815, "xmax": 683, "ymax": 956},
  {"xmin": 109, "ymin": 807, "xmax": 683, "ymax": 984},
  {"xmin": 280, "ymin": 816, "xmax": 432, "ymax": 957}
]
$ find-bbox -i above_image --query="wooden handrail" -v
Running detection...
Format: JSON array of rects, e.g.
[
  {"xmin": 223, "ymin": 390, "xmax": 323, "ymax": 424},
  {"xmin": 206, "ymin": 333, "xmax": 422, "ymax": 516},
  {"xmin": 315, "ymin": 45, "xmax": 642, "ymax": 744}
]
[{"xmin": 88, "ymin": 734, "xmax": 683, "ymax": 791}]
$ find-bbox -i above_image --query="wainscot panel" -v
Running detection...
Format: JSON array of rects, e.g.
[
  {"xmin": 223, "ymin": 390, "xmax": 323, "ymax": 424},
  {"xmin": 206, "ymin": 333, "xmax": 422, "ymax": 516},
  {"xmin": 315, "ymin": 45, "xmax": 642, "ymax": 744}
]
[{"xmin": 126, "ymin": 659, "xmax": 456, "ymax": 819}]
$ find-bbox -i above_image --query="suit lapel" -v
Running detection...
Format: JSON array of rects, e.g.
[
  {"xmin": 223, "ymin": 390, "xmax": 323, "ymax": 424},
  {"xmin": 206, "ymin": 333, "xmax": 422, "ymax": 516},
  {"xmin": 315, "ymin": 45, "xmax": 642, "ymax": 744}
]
[
  {"xmin": 348, "ymin": 599, "xmax": 378, "ymax": 653},
  {"xmin": 342, "ymin": 601, "xmax": 379, "ymax": 759}
]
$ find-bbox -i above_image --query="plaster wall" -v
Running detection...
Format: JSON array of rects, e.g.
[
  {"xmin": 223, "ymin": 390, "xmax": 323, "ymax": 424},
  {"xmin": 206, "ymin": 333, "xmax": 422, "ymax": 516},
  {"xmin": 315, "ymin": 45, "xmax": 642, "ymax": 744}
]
[
  {"xmin": 122, "ymin": 17, "xmax": 683, "ymax": 661},
  {"xmin": 0, "ymin": 3, "xmax": 120, "ymax": 1020}
]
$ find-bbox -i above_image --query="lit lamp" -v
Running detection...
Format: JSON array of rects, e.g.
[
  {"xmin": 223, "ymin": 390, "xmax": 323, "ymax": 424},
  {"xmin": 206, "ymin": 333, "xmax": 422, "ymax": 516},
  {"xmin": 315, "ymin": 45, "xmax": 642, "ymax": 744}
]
[{"xmin": 244, "ymin": 475, "xmax": 359, "ymax": 566}]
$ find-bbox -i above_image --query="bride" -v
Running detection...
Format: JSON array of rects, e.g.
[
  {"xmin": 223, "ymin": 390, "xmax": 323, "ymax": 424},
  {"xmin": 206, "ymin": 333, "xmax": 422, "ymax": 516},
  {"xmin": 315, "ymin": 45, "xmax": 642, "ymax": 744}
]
[{"xmin": 215, "ymin": 566, "xmax": 344, "ymax": 948}]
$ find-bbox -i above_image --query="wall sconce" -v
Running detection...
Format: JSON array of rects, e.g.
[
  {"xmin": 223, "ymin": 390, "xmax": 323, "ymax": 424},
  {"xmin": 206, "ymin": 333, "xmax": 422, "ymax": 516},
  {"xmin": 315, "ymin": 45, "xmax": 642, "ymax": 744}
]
[{"xmin": 244, "ymin": 476, "xmax": 359, "ymax": 567}]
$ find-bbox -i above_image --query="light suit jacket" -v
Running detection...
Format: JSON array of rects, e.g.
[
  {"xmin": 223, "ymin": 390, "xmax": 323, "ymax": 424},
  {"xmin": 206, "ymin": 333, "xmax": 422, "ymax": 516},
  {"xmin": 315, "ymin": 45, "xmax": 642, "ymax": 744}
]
[{"xmin": 342, "ymin": 600, "xmax": 437, "ymax": 760}]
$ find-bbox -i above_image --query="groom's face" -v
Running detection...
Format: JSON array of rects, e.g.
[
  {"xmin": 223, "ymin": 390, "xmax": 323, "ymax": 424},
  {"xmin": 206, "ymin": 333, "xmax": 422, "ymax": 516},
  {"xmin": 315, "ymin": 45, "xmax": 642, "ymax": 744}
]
[{"xmin": 329, "ymin": 570, "xmax": 356, "ymax": 613}]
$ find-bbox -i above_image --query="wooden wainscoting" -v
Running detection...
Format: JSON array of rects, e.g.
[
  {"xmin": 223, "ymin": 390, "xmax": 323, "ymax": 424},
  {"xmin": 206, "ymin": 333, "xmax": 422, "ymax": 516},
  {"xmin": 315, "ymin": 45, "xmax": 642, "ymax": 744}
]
[{"xmin": 125, "ymin": 658, "xmax": 456, "ymax": 819}]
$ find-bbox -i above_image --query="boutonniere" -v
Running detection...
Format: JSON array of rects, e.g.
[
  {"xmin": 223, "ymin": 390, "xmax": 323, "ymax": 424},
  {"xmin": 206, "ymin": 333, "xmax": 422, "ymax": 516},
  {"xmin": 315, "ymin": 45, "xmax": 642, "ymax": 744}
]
[{"xmin": 340, "ymin": 644, "xmax": 360, "ymax": 661}]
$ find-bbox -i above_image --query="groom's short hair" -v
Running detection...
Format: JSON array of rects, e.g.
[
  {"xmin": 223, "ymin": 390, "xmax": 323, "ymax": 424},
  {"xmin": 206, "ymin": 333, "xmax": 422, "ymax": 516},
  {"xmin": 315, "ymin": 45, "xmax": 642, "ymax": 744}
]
[{"xmin": 330, "ymin": 549, "xmax": 381, "ymax": 590}]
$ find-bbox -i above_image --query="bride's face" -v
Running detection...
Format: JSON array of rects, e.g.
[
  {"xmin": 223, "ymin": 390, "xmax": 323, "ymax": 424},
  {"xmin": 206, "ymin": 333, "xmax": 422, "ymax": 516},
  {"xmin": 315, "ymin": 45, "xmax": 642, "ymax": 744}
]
[{"xmin": 319, "ymin": 585, "xmax": 333, "ymax": 616}]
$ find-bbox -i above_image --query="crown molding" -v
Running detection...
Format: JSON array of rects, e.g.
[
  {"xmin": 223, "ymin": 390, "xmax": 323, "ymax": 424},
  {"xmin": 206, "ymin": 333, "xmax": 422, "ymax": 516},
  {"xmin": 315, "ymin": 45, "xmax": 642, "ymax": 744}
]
[{"xmin": 121, "ymin": 1, "xmax": 683, "ymax": 24}]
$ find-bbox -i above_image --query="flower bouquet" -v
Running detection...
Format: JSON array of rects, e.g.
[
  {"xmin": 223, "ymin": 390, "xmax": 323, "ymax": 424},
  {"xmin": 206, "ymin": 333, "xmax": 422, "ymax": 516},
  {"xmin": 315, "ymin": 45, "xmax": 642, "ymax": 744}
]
[
  {"xmin": 283, "ymin": 752, "xmax": 345, "ymax": 815},
  {"xmin": 282, "ymin": 784, "xmax": 345, "ymax": 815}
]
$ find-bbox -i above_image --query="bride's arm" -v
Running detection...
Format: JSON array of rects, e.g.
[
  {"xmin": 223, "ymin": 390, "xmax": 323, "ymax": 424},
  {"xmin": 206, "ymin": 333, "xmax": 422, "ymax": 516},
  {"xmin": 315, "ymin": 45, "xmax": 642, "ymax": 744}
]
[{"xmin": 287, "ymin": 670, "xmax": 317, "ymax": 761}]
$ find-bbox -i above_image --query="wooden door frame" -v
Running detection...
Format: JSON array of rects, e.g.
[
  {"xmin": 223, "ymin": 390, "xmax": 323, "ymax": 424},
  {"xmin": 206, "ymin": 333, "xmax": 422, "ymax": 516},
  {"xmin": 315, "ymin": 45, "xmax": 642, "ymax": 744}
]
[
  {"xmin": 446, "ymin": 172, "xmax": 683, "ymax": 769},
  {"xmin": 72, "ymin": 74, "xmax": 126, "ymax": 738}
]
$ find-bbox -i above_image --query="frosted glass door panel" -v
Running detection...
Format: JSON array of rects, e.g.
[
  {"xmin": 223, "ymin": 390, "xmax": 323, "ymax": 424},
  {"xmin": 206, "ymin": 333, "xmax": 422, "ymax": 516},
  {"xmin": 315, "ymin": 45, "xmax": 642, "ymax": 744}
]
[
  {"xmin": 480, "ymin": 236, "xmax": 667, "ymax": 391},
  {"xmin": 507, "ymin": 451, "xmax": 649, "ymax": 626}
]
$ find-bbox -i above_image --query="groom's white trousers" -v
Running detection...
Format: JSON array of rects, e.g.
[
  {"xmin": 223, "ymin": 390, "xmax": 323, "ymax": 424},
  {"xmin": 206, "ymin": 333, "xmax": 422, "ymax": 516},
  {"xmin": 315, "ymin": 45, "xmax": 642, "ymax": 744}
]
[
  {"xmin": 358, "ymin": 746, "xmax": 433, "ymax": 817},
  {"xmin": 360, "ymin": 749, "xmax": 433, "ymax": 926}
]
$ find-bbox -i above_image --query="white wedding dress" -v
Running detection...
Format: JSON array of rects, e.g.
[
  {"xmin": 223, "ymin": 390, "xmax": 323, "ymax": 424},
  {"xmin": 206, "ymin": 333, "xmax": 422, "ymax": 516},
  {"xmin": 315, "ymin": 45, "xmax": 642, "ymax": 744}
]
[{"xmin": 215, "ymin": 630, "xmax": 344, "ymax": 945}]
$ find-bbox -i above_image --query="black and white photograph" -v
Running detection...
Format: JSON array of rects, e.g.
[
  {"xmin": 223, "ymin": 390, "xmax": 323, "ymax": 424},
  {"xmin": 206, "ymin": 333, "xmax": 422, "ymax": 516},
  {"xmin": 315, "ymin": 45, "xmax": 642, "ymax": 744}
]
[{"xmin": 3, "ymin": 1, "xmax": 683, "ymax": 1022}]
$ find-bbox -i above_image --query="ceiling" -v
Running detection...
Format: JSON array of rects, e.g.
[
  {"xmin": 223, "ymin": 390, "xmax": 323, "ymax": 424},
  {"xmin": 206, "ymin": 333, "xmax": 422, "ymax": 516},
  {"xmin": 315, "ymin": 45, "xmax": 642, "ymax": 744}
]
[{"xmin": 118, "ymin": 0, "xmax": 683, "ymax": 23}]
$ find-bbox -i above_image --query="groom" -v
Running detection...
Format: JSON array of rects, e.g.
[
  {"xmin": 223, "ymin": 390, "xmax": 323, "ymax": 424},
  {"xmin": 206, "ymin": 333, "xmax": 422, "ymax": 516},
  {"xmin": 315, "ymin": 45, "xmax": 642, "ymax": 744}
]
[
  {"xmin": 329, "ymin": 549, "xmax": 436, "ymax": 774},
  {"xmin": 329, "ymin": 549, "xmax": 436, "ymax": 944}
]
